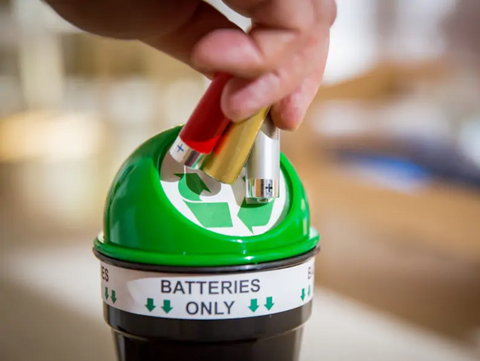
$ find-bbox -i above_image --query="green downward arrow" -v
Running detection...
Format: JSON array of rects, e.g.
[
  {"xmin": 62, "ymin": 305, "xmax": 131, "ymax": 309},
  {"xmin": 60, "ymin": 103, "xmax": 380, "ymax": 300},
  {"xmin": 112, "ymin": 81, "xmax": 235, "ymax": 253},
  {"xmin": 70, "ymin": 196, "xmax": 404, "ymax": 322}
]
[
  {"xmin": 249, "ymin": 299, "xmax": 259, "ymax": 312},
  {"xmin": 104, "ymin": 287, "xmax": 109, "ymax": 300},
  {"xmin": 265, "ymin": 297, "xmax": 274, "ymax": 311},
  {"xmin": 145, "ymin": 298, "xmax": 156, "ymax": 312},
  {"xmin": 301, "ymin": 288, "xmax": 306, "ymax": 301},
  {"xmin": 111, "ymin": 290, "xmax": 117, "ymax": 304},
  {"xmin": 161, "ymin": 300, "xmax": 173, "ymax": 314}
]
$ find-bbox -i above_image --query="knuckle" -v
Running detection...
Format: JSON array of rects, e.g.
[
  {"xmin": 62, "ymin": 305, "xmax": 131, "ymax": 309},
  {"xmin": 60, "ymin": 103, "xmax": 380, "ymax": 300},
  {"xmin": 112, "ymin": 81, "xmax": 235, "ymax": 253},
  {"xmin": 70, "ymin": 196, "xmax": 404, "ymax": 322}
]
[
  {"xmin": 324, "ymin": 0, "xmax": 338, "ymax": 26},
  {"xmin": 314, "ymin": 0, "xmax": 337, "ymax": 27}
]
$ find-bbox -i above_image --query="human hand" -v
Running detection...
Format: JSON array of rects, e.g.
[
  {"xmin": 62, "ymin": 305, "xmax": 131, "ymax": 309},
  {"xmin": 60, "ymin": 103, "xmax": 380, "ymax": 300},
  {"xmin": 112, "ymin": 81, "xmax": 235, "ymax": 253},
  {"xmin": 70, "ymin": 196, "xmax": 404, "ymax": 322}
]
[{"xmin": 46, "ymin": 0, "xmax": 336, "ymax": 130}]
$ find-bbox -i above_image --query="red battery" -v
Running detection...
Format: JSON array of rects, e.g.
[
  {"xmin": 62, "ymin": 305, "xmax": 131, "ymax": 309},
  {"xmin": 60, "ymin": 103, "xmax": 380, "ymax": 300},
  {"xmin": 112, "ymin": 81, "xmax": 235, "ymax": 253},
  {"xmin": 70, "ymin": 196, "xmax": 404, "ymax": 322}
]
[{"xmin": 169, "ymin": 73, "xmax": 232, "ymax": 168}]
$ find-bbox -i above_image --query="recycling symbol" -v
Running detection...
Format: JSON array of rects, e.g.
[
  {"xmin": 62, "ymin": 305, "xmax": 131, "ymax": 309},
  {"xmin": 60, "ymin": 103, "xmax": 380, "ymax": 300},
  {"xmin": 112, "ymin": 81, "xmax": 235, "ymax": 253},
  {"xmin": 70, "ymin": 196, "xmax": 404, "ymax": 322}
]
[
  {"xmin": 175, "ymin": 173, "xmax": 275, "ymax": 233},
  {"xmin": 160, "ymin": 154, "xmax": 286, "ymax": 236}
]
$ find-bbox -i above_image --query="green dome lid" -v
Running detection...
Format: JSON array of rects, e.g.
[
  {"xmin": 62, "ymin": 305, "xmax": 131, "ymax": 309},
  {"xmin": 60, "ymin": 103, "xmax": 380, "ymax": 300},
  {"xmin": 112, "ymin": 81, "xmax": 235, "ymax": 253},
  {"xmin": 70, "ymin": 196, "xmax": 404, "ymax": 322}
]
[{"xmin": 94, "ymin": 126, "xmax": 319, "ymax": 267}]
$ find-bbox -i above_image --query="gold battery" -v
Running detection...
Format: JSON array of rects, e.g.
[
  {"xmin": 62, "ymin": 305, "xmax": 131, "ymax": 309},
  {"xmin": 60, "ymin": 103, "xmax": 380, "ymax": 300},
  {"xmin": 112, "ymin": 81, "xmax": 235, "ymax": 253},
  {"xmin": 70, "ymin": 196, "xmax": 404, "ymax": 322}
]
[{"xmin": 202, "ymin": 107, "xmax": 270, "ymax": 184}]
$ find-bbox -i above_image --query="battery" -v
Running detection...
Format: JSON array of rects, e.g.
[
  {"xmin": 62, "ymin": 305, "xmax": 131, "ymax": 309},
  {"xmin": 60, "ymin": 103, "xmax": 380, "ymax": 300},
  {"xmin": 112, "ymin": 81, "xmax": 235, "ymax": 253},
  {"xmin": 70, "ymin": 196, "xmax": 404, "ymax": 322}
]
[
  {"xmin": 245, "ymin": 113, "xmax": 280, "ymax": 202},
  {"xmin": 201, "ymin": 108, "xmax": 270, "ymax": 184},
  {"xmin": 169, "ymin": 73, "xmax": 231, "ymax": 169}
]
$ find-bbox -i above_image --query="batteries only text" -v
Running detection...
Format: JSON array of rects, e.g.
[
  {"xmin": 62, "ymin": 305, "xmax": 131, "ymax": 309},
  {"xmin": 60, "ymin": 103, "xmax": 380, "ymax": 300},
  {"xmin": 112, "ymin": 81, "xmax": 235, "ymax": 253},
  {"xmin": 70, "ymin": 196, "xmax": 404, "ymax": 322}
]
[{"xmin": 161, "ymin": 279, "xmax": 261, "ymax": 295}]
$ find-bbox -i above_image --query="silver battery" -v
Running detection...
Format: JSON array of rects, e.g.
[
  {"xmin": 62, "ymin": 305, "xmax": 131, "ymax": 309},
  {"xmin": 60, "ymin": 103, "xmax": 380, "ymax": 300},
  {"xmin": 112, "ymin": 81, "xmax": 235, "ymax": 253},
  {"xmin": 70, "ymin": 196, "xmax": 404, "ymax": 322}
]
[{"xmin": 245, "ymin": 113, "xmax": 280, "ymax": 202}]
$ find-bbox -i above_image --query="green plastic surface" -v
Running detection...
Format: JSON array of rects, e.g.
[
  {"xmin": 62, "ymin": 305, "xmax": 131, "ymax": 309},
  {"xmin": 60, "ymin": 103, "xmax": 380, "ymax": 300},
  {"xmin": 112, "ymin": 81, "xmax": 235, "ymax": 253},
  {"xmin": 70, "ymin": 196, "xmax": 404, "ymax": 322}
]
[{"xmin": 94, "ymin": 126, "xmax": 319, "ymax": 267}]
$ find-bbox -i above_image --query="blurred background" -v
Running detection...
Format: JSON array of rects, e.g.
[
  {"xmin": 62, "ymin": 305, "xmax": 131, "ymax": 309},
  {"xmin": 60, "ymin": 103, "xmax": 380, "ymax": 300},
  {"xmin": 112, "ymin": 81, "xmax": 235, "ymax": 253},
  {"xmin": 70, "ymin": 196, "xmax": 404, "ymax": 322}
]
[{"xmin": 1, "ymin": 0, "xmax": 480, "ymax": 360}]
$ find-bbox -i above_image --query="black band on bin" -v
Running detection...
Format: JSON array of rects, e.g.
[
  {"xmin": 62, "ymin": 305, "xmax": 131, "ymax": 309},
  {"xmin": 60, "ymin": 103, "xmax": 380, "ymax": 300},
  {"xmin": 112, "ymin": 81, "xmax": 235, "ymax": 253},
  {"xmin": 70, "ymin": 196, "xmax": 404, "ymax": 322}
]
[
  {"xmin": 104, "ymin": 301, "xmax": 312, "ymax": 342},
  {"xmin": 93, "ymin": 243, "xmax": 320, "ymax": 274}
]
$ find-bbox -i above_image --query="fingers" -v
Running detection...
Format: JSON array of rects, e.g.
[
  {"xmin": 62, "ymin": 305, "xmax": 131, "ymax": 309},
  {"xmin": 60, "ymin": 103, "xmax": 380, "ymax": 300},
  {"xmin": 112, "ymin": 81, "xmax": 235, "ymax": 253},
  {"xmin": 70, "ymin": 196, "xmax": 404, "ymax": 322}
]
[
  {"xmin": 192, "ymin": 0, "xmax": 336, "ymax": 77},
  {"xmin": 190, "ymin": 28, "xmax": 299, "ymax": 78},
  {"xmin": 271, "ymin": 41, "xmax": 330, "ymax": 130},
  {"xmin": 225, "ymin": 0, "xmax": 315, "ymax": 30},
  {"xmin": 220, "ymin": 25, "xmax": 330, "ymax": 124},
  {"xmin": 192, "ymin": 0, "xmax": 336, "ymax": 129},
  {"xmin": 192, "ymin": 0, "xmax": 315, "ymax": 78},
  {"xmin": 143, "ymin": 2, "xmax": 239, "ymax": 65},
  {"xmin": 45, "ymin": 0, "xmax": 337, "ymax": 131}
]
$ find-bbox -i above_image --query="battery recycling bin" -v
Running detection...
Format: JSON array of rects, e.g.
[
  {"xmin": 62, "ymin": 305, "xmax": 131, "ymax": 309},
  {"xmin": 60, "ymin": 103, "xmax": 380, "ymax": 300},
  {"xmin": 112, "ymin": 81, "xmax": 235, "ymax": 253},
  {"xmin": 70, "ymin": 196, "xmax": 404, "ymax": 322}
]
[{"xmin": 94, "ymin": 126, "xmax": 320, "ymax": 361}]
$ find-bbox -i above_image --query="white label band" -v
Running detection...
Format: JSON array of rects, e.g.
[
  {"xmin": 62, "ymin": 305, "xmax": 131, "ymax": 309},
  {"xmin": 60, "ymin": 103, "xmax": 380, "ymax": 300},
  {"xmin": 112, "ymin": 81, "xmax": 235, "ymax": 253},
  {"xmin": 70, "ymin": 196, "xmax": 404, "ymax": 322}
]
[{"xmin": 100, "ymin": 258, "xmax": 315, "ymax": 320}]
